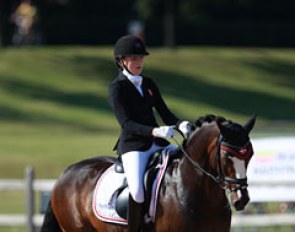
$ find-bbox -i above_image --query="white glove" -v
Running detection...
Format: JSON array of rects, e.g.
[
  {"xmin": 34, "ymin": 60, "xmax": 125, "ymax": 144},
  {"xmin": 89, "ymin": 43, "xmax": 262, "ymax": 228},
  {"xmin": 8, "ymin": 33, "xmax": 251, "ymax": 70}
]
[
  {"xmin": 178, "ymin": 121, "xmax": 193, "ymax": 136},
  {"xmin": 152, "ymin": 126, "xmax": 174, "ymax": 139}
]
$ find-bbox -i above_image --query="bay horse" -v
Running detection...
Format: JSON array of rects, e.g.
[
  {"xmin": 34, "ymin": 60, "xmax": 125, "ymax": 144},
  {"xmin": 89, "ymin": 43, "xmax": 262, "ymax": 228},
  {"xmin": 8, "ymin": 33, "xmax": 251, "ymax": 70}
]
[{"xmin": 41, "ymin": 114, "xmax": 256, "ymax": 232}]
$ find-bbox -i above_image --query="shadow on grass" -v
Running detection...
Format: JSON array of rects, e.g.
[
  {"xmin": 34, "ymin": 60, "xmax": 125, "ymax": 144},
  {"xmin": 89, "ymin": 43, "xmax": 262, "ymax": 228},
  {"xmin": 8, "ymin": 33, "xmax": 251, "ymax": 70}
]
[
  {"xmin": 0, "ymin": 53, "xmax": 294, "ymax": 132},
  {"xmin": 70, "ymin": 53, "xmax": 295, "ymax": 121},
  {"xmin": 69, "ymin": 55, "xmax": 116, "ymax": 83},
  {"xmin": 0, "ymin": 104, "xmax": 111, "ymax": 132},
  {"xmin": 242, "ymin": 56, "xmax": 295, "ymax": 89},
  {"xmin": 0, "ymin": 75, "xmax": 113, "ymax": 132},
  {"xmin": 0, "ymin": 78, "xmax": 110, "ymax": 113},
  {"xmin": 146, "ymin": 67, "xmax": 295, "ymax": 121}
]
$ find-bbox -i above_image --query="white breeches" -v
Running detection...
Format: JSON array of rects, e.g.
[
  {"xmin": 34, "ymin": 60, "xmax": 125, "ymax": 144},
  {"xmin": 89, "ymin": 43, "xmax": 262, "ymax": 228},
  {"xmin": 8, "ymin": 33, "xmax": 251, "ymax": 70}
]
[{"xmin": 121, "ymin": 143, "xmax": 176, "ymax": 203}]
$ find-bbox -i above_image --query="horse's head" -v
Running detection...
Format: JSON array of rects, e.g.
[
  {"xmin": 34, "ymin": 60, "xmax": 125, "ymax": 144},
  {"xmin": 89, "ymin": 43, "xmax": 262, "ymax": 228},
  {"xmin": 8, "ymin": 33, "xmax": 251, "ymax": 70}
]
[
  {"xmin": 216, "ymin": 115, "xmax": 256, "ymax": 211},
  {"xmin": 183, "ymin": 115, "xmax": 256, "ymax": 212}
]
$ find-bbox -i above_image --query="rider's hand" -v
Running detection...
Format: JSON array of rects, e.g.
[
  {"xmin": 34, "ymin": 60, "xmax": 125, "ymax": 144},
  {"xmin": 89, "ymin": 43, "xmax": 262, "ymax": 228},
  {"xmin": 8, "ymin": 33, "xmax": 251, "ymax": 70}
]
[
  {"xmin": 152, "ymin": 126, "xmax": 174, "ymax": 139},
  {"xmin": 178, "ymin": 121, "xmax": 194, "ymax": 137}
]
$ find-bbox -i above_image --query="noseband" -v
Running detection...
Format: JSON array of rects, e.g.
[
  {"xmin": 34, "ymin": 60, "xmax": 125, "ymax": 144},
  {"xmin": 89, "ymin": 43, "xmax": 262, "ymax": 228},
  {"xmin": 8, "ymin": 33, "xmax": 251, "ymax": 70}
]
[
  {"xmin": 174, "ymin": 133, "xmax": 253, "ymax": 192},
  {"xmin": 216, "ymin": 135, "xmax": 253, "ymax": 191}
]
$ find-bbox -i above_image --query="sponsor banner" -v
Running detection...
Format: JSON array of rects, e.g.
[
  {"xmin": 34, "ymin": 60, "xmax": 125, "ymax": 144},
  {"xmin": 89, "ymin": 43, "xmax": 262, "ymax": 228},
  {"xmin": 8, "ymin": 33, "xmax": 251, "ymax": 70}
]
[
  {"xmin": 247, "ymin": 137, "xmax": 295, "ymax": 202},
  {"xmin": 248, "ymin": 137, "xmax": 295, "ymax": 183},
  {"xmin": 249, "ymin": 186, "xmax": 295, "ymax": 202}
]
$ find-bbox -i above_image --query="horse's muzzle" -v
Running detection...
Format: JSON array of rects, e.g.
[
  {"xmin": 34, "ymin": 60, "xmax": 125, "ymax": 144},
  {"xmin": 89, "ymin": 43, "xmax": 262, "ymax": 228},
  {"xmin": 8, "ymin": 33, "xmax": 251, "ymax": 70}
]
[{"xmin": 230, "ymin": 188, "xmax": 250, "ymax": 211}]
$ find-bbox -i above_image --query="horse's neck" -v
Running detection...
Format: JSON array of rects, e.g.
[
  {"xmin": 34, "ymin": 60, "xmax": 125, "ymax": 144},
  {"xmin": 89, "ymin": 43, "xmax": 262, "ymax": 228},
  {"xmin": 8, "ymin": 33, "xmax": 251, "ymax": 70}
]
[
  {"xmin": 158, "ymin": 122, "xmax": 232, "ymax": 230},
  {"xmin": 186, "ymin": 123, "xmax": 218, "ymax": 168},
  {"xmin": 179, "ymin": 124, "xmax": 220, "ymax": 192}
]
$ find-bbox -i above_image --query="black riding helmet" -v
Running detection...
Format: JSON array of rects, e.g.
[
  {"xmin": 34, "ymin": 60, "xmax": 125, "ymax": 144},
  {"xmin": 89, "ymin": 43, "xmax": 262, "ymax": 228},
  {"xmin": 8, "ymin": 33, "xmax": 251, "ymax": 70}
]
[{"xmin": 114, "ymin": 35, "xmax": 149, "ymax": 59}]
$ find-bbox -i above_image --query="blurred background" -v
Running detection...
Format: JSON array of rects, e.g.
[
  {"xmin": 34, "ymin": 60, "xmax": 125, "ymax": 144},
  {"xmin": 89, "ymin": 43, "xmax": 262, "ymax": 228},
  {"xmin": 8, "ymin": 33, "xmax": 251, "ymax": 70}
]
[
  {"xmin": 1, "ymin": 0, "xmax": 295, "ymax": 47},
  {"xmin": 0, "ymin": 0, "xmax": 294, "ymax": 231}
]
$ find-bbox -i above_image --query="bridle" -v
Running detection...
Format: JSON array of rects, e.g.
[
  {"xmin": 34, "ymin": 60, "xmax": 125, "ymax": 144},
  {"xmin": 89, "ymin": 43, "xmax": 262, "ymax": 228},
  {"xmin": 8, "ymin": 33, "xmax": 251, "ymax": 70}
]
[
  {"xmin": 173, "ymin": 130, "xmax": 253, "ymax": 192},
  {"xmin": 216, "ymin": 135, "xmax": 253, "ymax": 191}
]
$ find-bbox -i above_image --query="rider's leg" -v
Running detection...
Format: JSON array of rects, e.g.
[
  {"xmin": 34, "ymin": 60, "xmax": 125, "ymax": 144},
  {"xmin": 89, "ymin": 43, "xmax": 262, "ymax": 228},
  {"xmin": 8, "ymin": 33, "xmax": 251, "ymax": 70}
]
[
  {"xmin": 127, "ymin": 194, "xmax": 145, "ymax": 232},
  {"xmin": 121, "ymin": 150, "xmax": 151, "ymax": 232},
  {"xmin": 121, "ymin": 150, "xmax": 150, "ymax": 203},
  {"xmin": 121, "ymin": 143, "xmax": 175, "ymax": 231}
]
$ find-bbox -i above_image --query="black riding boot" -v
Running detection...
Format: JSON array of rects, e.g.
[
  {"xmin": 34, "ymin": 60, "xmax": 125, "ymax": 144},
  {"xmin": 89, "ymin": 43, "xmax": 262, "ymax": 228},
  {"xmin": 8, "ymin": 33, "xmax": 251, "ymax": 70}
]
[{"xmin": 128, "ymin": 195, "xmax": 145, "ymax": 232}]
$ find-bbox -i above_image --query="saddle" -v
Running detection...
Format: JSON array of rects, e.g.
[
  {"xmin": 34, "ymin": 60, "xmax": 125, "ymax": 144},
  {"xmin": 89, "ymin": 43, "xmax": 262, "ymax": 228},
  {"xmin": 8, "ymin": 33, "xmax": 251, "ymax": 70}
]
[
  {"xmin": 92, "ymin": 148, "xmax": 181, "ymax": 225},
  {"xmin": 113, "ymin": 150, "xmax": 165, "ymax": 220}
]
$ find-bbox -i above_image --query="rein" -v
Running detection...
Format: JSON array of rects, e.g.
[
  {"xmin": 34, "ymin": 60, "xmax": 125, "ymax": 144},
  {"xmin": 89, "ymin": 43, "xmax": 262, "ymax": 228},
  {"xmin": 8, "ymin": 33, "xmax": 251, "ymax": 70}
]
[
  {"xmin": 172, "ymin": 129, "xmax": 251, "ymax": 192},
  {"xmin": 172, "ymin": 135, "xmax": 224, "ymax": 187}
]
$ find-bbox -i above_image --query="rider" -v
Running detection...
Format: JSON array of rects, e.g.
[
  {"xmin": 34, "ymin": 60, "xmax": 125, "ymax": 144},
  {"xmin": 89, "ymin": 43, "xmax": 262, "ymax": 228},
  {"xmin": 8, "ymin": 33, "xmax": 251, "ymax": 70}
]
[{"xmin": 108, "ymin": 34, "xmax": 192, "ymax": 232}]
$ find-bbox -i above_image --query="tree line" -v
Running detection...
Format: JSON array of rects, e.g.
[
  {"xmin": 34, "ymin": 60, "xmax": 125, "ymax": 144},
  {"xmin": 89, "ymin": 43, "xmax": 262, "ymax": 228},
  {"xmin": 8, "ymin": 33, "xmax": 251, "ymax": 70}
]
[{"xmin": 1, "ymin": 0, "xmax": 295, "ymax": 46}]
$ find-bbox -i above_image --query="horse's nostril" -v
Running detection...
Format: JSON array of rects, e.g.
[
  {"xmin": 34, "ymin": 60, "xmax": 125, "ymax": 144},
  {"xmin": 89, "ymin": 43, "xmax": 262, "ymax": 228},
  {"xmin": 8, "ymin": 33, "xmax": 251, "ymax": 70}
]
[
  {"xmin": 234, "ymin": 201, "xmax": 245, "ymax": 211},
  {"xmin": 232, "ymin": 189, "xmax": 250, "ymax": 211}
]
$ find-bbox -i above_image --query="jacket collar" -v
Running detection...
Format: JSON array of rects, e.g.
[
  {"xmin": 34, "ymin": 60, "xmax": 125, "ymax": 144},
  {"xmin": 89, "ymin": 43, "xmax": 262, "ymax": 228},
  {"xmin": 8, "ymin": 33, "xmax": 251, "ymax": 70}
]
[{"xmin": 122, "ymin": 69, "xmax": 143, "ymax": 87}]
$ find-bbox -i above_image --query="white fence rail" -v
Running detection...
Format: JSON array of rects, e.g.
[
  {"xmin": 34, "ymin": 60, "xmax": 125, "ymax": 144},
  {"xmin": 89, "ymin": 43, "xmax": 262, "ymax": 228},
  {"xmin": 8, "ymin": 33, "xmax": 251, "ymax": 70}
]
[
  {"xmin": 0, "ymin": 166, "xmax": 55, "ymax": 231},
  {"xmin": 0, "ymin": 179, "xmax": 55, "ymax": 191},
  {"xmin": 0, "ymin": 213, "xmax": 295, "ymax": 227},
  {"xmin": 231, "ymin": 214, "xmax": 295, "ymax": 227},
  {"xmin": 0, "ymin": 214, "xmax": 43, "ymax": 227},
  {"xmin": 0, "ymin": 166, "xmax": 295, "ymax": 230}
]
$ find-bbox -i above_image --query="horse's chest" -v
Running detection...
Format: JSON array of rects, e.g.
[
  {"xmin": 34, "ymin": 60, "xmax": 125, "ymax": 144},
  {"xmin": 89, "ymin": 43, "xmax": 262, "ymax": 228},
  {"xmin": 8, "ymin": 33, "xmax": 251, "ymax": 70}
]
[{"xmin": 175, "ymin": 199, "xmax": 231, "ymax": 231}]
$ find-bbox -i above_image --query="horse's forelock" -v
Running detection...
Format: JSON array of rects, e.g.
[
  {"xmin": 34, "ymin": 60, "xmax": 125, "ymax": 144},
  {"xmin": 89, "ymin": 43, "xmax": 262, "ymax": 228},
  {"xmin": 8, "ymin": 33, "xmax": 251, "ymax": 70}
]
[{"xmin": 221, "ymin": 122, "xmax": 249, "ymax": 146}]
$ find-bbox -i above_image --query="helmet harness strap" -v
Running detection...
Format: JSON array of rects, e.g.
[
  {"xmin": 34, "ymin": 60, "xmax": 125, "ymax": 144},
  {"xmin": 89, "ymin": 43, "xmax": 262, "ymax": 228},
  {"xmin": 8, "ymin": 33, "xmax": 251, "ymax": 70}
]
[{"xmin": 117, "ymin": 57, "xmax": 135, "ymax": 75}]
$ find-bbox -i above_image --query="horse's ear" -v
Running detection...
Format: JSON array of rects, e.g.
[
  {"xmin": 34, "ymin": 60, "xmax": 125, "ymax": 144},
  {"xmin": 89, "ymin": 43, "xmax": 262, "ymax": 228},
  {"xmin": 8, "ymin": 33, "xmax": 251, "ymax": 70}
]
[
  {"xmin": 244, "ymin": 114, "xmax": 256, "ymax": 134},
  {"xmin": 217, "ymin": 121, "xmax": 231, "ymax": 137}
]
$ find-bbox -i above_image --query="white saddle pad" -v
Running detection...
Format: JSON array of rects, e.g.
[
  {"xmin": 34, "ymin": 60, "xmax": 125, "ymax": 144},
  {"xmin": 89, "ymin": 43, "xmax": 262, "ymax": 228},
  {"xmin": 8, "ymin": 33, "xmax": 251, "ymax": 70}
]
[{"xmin": 92, "ymin": 150, "xmax": 171, "ymax": 225}]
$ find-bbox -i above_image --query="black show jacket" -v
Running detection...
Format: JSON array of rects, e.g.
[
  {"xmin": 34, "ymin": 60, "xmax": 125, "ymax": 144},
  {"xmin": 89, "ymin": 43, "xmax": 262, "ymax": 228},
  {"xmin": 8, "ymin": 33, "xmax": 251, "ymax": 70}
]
[{"xmin": 108, "ymin": 71, "xmax": 180, "ymax": 155}]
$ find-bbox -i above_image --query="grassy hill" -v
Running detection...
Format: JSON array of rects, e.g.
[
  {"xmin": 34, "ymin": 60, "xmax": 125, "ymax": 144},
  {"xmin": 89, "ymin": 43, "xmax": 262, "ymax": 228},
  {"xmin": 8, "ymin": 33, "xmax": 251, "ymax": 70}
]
[{"xmin": 0, "ymin": 46, "xmax": 294, "ymax": 179}]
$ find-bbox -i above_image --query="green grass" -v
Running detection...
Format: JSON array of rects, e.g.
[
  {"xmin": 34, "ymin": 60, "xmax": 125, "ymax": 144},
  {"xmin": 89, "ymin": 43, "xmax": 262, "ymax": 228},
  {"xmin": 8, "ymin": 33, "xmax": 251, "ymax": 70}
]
[
  {"xmin": 0, "ymin": 45, "xmax": 294, "ymax": 232},
  {"xmin": 1, "ymin": 46, "xmax": 295, "ymax": 178}
]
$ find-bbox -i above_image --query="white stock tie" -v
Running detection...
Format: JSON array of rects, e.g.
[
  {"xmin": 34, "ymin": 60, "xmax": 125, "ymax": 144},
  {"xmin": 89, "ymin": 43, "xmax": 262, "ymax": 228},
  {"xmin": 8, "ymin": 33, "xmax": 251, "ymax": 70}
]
[{"xmin": 123, "ymin": 69, "xmax": 143, "ymax": 96}]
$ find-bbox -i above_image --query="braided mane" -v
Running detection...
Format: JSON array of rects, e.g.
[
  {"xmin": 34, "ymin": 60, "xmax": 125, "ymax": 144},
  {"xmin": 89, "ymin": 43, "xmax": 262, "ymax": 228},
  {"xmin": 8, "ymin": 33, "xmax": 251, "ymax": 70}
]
[
  {"xmin": 193, "ymin": 114, "xmax": 251, "ymax": 147},
  {"xmin": 184, "ymin": 114, "xmax": 239, "ymax": 145},
  {"xmin": 194, "ymin": 114, "xmax": 229, "ymax": 128}
]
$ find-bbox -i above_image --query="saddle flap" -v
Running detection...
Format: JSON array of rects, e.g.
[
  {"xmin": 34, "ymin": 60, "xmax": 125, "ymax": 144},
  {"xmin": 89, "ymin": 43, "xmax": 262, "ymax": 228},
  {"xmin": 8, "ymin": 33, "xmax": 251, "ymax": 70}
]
[
  {"xmin": 92, "ymin": 149, "xmax": 172, "ymax": 225},
  {"xmin": 144, "ymin": 151, "xmax": 163, "ymax": 205}
]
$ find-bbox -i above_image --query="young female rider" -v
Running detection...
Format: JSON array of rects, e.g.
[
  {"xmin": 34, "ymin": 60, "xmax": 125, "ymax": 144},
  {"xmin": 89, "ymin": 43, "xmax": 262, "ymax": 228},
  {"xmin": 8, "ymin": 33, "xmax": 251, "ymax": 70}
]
[{"xmin": 108, "ymin": 35, "xmax": 192, "ymax": 232}]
